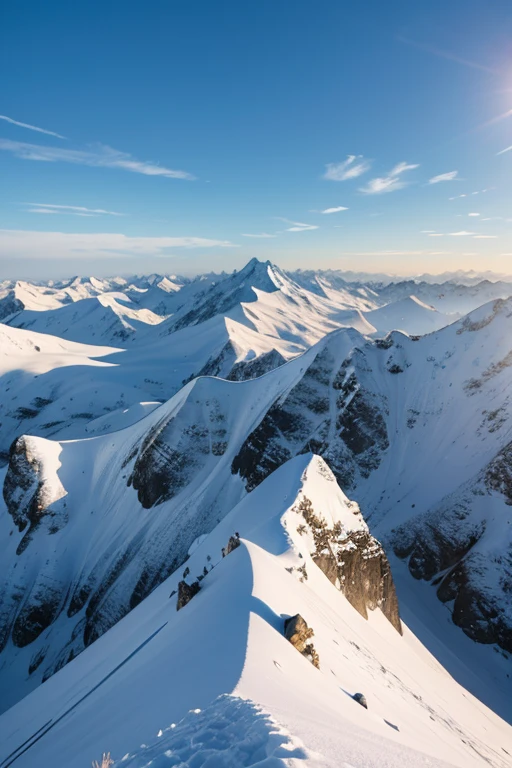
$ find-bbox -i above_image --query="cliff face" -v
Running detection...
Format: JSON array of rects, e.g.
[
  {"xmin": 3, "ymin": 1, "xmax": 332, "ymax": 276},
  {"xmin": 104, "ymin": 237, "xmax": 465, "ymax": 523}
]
[
  {"xmin": 391, "ymin": 443, "xmax": 512, "ymax": 652},
  {"xmin": 3, "ymin": 435, "xmax": 67, "ymax": 547},
  {"xmin": 293, "ymin": 494, "xmax": 402, "ymax": 634}
]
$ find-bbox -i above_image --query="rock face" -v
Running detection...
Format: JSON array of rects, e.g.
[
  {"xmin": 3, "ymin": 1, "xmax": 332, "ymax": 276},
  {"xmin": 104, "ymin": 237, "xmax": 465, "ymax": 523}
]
[
  {"xmin": 391, "ymin": 453, "xmax": 512, "ymax": 652},
  {"xmin": 223, "ymin": 534, "xmax": 241, "ymax": 557},
  {"xmin": 176, "ymin": 581, "xmax": 200, "ymax": 611},
  {"xmin": 391, "ymin": 440, "xmax": 512, "ymax": 652},
  {"xmin": 284, "ymin": 614, "xmax": 320, "ymax": 668},
  {"xmin": 231, "ymin": 334, "xmax": 389, "ymax": 494},
  {"xmin": 294, "ymin": 496, "xmax": 402, "ymax": 634},
  {"xmin": 3, "ymin": 435, "xmax": 67, "ymax": 551}
]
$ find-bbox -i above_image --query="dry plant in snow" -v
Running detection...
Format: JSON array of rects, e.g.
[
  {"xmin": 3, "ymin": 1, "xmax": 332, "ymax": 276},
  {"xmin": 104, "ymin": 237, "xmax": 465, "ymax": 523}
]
[{"xmin": 92, "ymin": 753, "xmax": 113, "ymax": 768}]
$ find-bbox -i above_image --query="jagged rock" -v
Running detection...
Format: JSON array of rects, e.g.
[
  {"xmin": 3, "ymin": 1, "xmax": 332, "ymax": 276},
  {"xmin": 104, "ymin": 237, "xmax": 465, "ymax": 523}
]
[
  {"xmin": 294, "ymin": 496, "xmax": 402, "ymax": 634},
  {"xmin": 334, "ymin": 530, "xmax": 402, "ymax": 634},
  {"xmin": 3, "ymin": 435, "xmax": 67, "ymax": 536},
  {"xmin": 391, "ymin": 459, "xmax": 512, "ymax": 652},
  {"xmin": 284, "ymin": 614, "xmax": 319, "ymax": 668},
  {"xmin": 284, "ymin": 614, "xmax": 314, "ymax": 653},
  {"xmin": 223, "ymin": 533, "xmax": 241, "ymax": 557},
  {"xmin": 176, "ymin": 580, "xmax": 200, "ymax": 611}
]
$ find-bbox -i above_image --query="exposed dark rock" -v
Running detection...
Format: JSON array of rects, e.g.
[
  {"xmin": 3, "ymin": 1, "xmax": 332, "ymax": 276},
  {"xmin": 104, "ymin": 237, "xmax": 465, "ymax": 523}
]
[
  {"xmin": 227, "ymin": 350, "xmax": 286, "ymax": 381},
  {"xmin": 295, "ymin": 496, "xmax": 402, "ymax": 634},
  {"xmin": 129, "ymin": 398, "xmax": 229, "ymax": 508},
  {"xmin": 3, "ymin": 436, "xmax": 66, "ymax": 536},
  {"xmin": 391, "ymin": 466, "xmax": 512, "ymax": 653},
  {"xmin": 222, "ymin": 533, "xmax": 241, "ymax": 557},
  {"xmin": 284, "ymin": 614, "xmax": 319, "ymax": 668},
  {"xmin": 486, "ymin": 441, "xmax": 512, "ymax": 504},
  {"xmin": 353, "ymin": 692, "xmax": 368, "ymax": 709},
  {"xmin": 176, "ymin": 580, "xmax": 200, "ymax": 611},
  {"xmin": 231, "ymin": 346, "xmax": 388, "ymax": 493},
  {"xmin": 0, "ymin": 290, "xmax": 24, "ymax": 321}
]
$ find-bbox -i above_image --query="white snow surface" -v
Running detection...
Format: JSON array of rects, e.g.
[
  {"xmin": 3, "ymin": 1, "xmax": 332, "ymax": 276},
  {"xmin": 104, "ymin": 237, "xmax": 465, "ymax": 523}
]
[{"xmin": 0, "ymin": 455, "xmax": 510, "ymax": 768}]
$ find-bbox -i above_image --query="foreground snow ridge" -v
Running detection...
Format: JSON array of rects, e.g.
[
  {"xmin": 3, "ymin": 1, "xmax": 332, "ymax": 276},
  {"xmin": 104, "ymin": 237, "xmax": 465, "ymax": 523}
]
[
  {"xmin": 118, "ymin": 694, "xmax": 328, "ymax": 767},
  {"xmin": 1, "ymin": 455, "xmax": 510, "ymax": 768}
]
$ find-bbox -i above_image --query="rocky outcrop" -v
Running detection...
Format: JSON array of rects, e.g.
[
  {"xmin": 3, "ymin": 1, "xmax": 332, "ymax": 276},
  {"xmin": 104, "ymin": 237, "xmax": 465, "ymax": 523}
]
[
  {"xmin": 295, "ymin": 496, "xmax": 402, "ymax": 634},
  {"xmin": 176, "ymin": 580, "xmax": 200, "ymax": 611},
  {"xmin": 227, "ymin": 350, "xmax": 286, "ymax": 382},
  {"xmin": 284, "ymin": 614, "xmax": 320, "ymax": 668},
  {"xmin": 231, "ymin": 341, "xmax": 389, "ymax": 493},
  {"xmin": 128, "ymin": 396, "xmax": 229, "ymax": 508},
  {"xmin": 3, "ymin": 436, "xmax": 67, "ymax": 552},
  {"xmin": 391, "ymin": 457, "xmax": 512, "ymax": 652},
  {"xmin": 222, "ymin": 533, "xmax": 241, "ymax": 557}
]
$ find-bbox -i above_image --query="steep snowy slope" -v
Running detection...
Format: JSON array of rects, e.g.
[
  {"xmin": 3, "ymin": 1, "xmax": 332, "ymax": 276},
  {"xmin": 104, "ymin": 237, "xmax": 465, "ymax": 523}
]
[
  {"xmin": 128, "ymin": 273, "xmax": 219, "ymax": 317},
  {"xmin": 291, "ymin": 270, "xmax": 512, "ymax": 316},
  {"xmin": 0, "ymin": 310, "xmax": 306, "ymax": 462},
  {"xmin": 2, "ymin": 302, "xmax": 512, "ymax": 716},
  {"xmin": 369, "ymin": 277, "xmax": 512, "ymax": 316},
  {"xmin": 0, "ymin": 456, "xmax": 510, "ymax": 768},
  {"xmin": 362, "ymin": 295, "xmax": 453, "ymax": 335},
  {"xmin": 6, "ymin": 294, "xmax": 164, "ymax": 345}
]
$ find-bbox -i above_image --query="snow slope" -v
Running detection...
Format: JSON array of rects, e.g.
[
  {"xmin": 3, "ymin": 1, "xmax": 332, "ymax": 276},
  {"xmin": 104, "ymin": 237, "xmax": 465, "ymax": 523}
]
[
  {"xmin": 6, "ymin": 294, "xmax": 164, "ymax": 345},
  {"xmin": 2, "ymin": 304, "xmax": 512, "ymax": 718},
  {"xmin": 362, "ymin": 295, "xmax": 453, "ymax": 335},
  {"xmin": 0, "ymin": 456, "xmax": 510, "ymax": 768}
]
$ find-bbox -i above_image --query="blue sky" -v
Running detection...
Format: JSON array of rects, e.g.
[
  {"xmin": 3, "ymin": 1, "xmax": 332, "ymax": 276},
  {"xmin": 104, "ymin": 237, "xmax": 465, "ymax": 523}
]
[{"xmin": 2, "ymin": 0, "xmax": 512, "ymax": 278}]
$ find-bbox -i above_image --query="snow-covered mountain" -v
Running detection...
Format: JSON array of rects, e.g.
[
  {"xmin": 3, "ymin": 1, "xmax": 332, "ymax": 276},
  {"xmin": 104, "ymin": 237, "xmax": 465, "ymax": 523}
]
[
  {"xmin": 1, "ymin": 297, "xmax": 512, "ymax": 721},
  {"xmin": 0, "ymin": 455, "xmax": 510, "ymax": 768},
  {"xmin": 1, "ymin": 259, "xmax": 512, "ymax": 765},
  {"xmin": 5, "ymin": 294, "xmax": 164, "ymax": 345}
]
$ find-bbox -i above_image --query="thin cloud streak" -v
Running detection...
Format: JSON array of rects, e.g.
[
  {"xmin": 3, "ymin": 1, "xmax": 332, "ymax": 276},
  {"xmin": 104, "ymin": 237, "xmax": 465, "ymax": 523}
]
[
  {"xmin": 320, "ymin": 206, "xmax": 349, "ymax": 214},
  {"xmin": 241, "ymin": 232, "xmax": 277, "ymax": 238},
  {"xmin": 396, "ymin": 36, "xmax": 500, "ymax": 75},
  {"xmin": 23, "ymin": 203, "xmax": 125, "ymax": 216},
  {"xmin": 324, "ymin": 155, "xmax": 371, "ymax": 181},
  {"xmin": 360, "ymin": 160, "xmax": 419, "ymax": 195},
  {"xmin": 0, "ymin": 139, "xmax": 195, "ymax": 179},
  {"xmin": 27, "ymin": 208, "xmax": 96, "ymax": 217},
  {"xmin": 0, "ymin": 114, "xmax": 66, "ymax": 139},
  {"xmin": 276, "ymin": 217, "xmax": 319, "ymax": 232},
  {"xmin": 428, "ymin": 170, "xmax": 459, "ymax": 184}
]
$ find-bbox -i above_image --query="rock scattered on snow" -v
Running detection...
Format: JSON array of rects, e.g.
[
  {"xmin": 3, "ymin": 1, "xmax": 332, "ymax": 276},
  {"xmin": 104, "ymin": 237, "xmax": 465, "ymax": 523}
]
[{"xmin": 176, "ymin": 581, "xmax": 200, "ymax": 611}]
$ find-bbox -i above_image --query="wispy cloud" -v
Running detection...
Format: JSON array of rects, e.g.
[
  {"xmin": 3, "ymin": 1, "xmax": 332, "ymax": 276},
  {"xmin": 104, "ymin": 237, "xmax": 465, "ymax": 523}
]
[
  {"xmin": 320, "ymin": 206, "xmax": 349, "ymax": 214},
  {"xmin": 241, "ymin": 232, "xmax": 277, "ymax": 238},
  {"xmin": 428, "ymin": 231, "xmax": 497, "ymax": 239},
  {"xmin": 360, "ymin": 161, "xmax": 419, "ymax": 195},
  {"xmin": 276, "ymin": 217, "xmax": 318, "ymax": 232},
  {"xmin": 449, "ymin": 194, "xmax": 467, "ymax": 200},
  {"xmin": 0, "ymin": 230, "xmax": 238, "ymax": 259},
  {"xmin": 323, "ymin": 155, "xmax": 371, "ymax": 181},
  {"xmin": 468, "ymin": 212, "xmax": 480, "ymax": 217},
  {"xmin": 428, "ymin": 170, "xmax": 459, "ymax": 184},
  {"xmin": 0, "ymin": 114, "xmax": 66, "ymax": 139},
  {"xmin": 26, "ymin": 207, "xmax": 95, "ymax": 217},
  {"xmin": 420, "ymin": 230, "xmax": 436, "ymax": 233},
  {"xmin": 22, "ymin": 203, "xmax": 125, "ymax": 217},
  {"xmin": 0, "ymin": 139, "xmax": 195, "ymax": 180},
  {"xmin": 396, "ymin": 36, "xmax": 499, "ymax": 75}
]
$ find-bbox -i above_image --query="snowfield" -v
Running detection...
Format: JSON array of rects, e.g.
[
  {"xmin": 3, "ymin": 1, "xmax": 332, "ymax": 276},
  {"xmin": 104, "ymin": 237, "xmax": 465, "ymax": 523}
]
[
  {"xmin": 0, "ymin": 456, "xmax": 510, "ymax": 768},
  {"xmin": 0, "ymin": 261, "xmax": 512, "ymax": 767}
]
